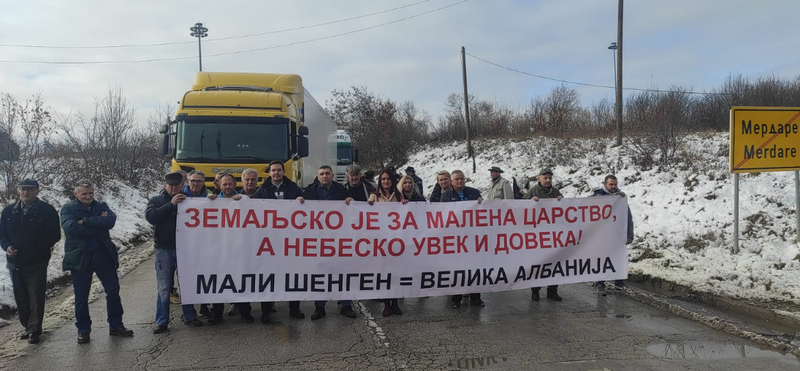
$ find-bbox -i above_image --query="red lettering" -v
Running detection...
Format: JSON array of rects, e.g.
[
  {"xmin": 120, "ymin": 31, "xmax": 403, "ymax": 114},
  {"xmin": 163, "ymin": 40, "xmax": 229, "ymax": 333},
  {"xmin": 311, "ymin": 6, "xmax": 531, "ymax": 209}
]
[
  {"xmin": 256, "ymin": 237, "xmax": 275, "ymax": 256},
  {"xmin": 291, "ymin": 210, "xmax": 307, "ymax": 229},
  {"xmin": 184, "ymin": 208, "xmax": 200, "ymax": 228},
  {"xmin": 355, "ymin": 238, "xmax": 370, "ymax": 257},
  {"xmin": 242, "ymin": 209, "xmax": 260, "ymax": 228},
  {"xmin": 221, "ymin": 209, "xmax": 240, "ymax": 228},
  {"xmin": 338, "ymin": 238, "xmax": 353, "ymax": 257},
  {"xmin": 302, "ymin": 238, "xmax": 317, "ymax": 257},
  {"xmin": 203, "ymin": 208, "xmax": 219, "ymax": 228}
]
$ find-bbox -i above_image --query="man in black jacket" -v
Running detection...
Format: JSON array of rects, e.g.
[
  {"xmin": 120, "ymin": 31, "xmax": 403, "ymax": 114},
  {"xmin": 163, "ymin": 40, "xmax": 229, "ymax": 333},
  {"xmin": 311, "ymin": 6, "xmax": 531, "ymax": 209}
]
[
  {"xmin": 61, "ymin": 180, "xmax": 134, "ymax": 344},
  {"xmin": 246, "ymin": 160, "xmax": 306, "ymax": 323},
  {"xmin": 302, "ymin": 165, "xmax": 357, "ymax": 320},
  {"xmin": 343, "ymin": 164, "xmax": 375, "ymax": 202},
  {"xmin": 440, "ymin": 170, "xmax": 485, "ymax": 309},
  {"xmin": 0, "ymin": 179, "xmax": 60, "ymax": 344},
  {"xmin": 145, "ymin": 172, "xmax": 204, "ymax": 334}
]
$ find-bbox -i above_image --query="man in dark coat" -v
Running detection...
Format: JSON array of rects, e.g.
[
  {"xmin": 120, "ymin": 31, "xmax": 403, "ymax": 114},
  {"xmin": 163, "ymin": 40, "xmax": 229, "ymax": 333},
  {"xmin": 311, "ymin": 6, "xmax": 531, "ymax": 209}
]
[
  {"xmin": 592, "ymin": 174, "xmax": 634, "ymax": 289},
  {"xmin": 525, "ymin": 168, "xmax": 564, "ymax": 302},
  {"xmin": 246, "ymin": 160, "xmax": 306, "ymax": 322},
  {"xmin": 61, "ymin": 180, "xmax": 134, "ymax": 343},
  {"xmin": 302, "ymin": 165, "xmax": 357, "ymax": 320},
  {"xmin": 405, "ymin": 166, "xmax": 424, "ymax": 197},
  {"xmin": 0, "ymin": 179, "xmax": 60, "ymax": 344},
  {"xmin": 145, "ymin": 172, "xmax": 204, "ymax": 334},
  {"xmin": 440, "ymin": 170, "xmax": 485, "ymax": 308},
  {"xmin": 343, "ymin": 164, "xmax": 375, "ymax": 202}
]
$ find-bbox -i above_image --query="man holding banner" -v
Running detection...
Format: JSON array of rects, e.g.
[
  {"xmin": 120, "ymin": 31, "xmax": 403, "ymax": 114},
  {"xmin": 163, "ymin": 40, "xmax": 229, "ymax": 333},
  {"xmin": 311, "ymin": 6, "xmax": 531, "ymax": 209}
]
[
  {"xmin": 525, "ymin": 168, "xmax": 564, "ymax": 302},
  {"xmin": 302, "ymin": 165, "xmax": 357, "ymax": 320},
  {"xmin": 441, "ymin": 170, "xmax": 486, "ymax": 309},
  {"xmin": 146, "ymin": 172, "xmax": 204, "ymax": 334},
  {"xmin": 247, "ymin": 160, "xmax": 307, "ymax": 322}
]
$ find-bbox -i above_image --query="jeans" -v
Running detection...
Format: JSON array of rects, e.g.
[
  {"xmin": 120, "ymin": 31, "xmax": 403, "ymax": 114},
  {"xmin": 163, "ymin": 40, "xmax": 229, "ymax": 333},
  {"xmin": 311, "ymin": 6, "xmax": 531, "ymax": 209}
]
[
  {"xmin": 315, "ymin": 300, "xmax": 352, "ymax": 307},
  {"xmin": 9, "ymin": 263, "xmax": 47, "ymax": 335},
  {"xmin": 155, "ymin": 248, "xmax": 197, "ymax": 326},
  {"xmin": 71, "ymin": 249, "xmax": 124, "ymax": 333}
]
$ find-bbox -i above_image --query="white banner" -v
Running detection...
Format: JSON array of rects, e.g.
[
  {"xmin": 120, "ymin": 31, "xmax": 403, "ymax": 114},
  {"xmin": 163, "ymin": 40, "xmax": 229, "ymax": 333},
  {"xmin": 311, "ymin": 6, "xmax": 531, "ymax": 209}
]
[{"xmin": 176, "ymin": 197, "xmax": 628, "ymax": 304}]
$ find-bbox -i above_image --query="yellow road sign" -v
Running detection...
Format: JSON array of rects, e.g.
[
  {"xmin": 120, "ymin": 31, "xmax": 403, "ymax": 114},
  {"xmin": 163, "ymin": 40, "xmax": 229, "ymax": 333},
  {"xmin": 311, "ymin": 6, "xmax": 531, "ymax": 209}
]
[{"xmin": 730, "ymin": 107, "xmax": 800, "ymax": 173}]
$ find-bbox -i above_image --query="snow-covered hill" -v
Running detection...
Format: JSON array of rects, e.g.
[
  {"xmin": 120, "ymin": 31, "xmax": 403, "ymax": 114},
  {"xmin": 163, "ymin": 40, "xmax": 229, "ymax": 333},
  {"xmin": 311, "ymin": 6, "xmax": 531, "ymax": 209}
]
[{"xmin": 404, "ymin": 132, "xmax": 800, "ymax": 305}]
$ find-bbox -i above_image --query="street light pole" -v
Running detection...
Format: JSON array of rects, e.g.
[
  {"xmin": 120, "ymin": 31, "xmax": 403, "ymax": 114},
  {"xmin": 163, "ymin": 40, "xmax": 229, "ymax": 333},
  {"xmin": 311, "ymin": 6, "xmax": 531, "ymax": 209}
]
[
  {"xmin": 190, "ymin": 22, "xmax": 209, "ymax": 71},
  {"xmin": 608, "ymin": 42, "xmax": 617, "ymax": 128},
  {"xmin": 615, "ymin": 0, "xmax": 624, "ymax": 146}
]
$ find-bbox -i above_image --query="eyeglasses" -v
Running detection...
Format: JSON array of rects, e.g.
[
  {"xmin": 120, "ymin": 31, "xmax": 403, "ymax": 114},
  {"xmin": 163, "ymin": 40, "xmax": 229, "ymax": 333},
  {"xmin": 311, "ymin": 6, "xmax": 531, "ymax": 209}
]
[{"xmin": 189, "ymin": 180, "xmax": 204, "ymax": 183}]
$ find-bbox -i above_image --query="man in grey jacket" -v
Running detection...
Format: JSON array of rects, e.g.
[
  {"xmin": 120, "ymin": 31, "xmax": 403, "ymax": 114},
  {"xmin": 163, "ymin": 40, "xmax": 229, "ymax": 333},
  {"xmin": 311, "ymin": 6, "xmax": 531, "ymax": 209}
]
[
  {"xmin": 485, "ymin": 166, "xmax": 514, "ymax": 200},
  {"xmin": 592, "ymin": 174, "xmax": 633, "ymax": 289},
  {"xmin": 525, "ymin": 168, "xmax": 563, "ymax": 302}
]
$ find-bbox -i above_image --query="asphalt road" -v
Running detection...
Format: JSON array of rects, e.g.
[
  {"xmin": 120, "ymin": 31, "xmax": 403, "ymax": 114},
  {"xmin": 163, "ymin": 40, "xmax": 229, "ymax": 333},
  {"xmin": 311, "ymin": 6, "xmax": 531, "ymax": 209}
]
[{"xmin": 0, "ymin": 256, "xmax": 798, "ymax": 370}]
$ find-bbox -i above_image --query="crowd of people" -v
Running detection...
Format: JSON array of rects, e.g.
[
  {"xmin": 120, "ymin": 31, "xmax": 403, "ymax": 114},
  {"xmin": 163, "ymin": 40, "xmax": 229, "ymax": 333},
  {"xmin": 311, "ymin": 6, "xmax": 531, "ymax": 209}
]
[{"xmin": 0, "ymin": 161, "xmax": 633, "ymax": 344}]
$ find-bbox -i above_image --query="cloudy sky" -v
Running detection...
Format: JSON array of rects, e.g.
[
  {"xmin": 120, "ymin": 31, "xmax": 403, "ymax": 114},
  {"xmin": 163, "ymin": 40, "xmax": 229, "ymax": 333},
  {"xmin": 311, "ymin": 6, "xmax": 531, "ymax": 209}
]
[{"xmin": 1, "ymin": 0, "xmax": 798, "ymax": 125}]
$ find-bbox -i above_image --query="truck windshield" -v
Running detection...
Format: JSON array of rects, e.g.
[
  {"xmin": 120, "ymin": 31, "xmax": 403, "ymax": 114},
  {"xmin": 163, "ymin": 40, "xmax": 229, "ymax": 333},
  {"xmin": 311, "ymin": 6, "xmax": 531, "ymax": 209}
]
[
  {"xmin": 337, "ymin": 146, "xmax": 353, "ymax": 165},
  {"xmin": 176, "ymin": 119, "xmax": 289, "ymax": 162}
]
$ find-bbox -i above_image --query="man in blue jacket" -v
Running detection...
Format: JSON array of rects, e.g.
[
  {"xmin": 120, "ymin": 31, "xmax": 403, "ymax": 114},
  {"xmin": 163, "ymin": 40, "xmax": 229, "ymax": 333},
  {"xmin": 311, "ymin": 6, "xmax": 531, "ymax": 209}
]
[
  {"xmin": 145, "ymin": 172, "xmax": 205, "ymax": 334},
  {"xmin": 302, "ymin": 165, "xmax": 357, "ymax": 320},
  {"xmin": 61, "ymin": 180, "xmax": 134, "ymax": 344},
  {"xmin": 440, "ymin": 170, "xmax": 485, "ymax": 308},
  {"xmin": 592, "ymin": 175, "xmax": 634, "ymax": 289},
  {"xmin": 0, "ymin": 179, "xmax": 61, "ymax": 344}
]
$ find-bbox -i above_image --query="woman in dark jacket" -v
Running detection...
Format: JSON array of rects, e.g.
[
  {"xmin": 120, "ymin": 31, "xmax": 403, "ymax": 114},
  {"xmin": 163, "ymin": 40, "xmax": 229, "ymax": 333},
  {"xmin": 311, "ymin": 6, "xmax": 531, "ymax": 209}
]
[{"xmin": 398, "ymin": 175, "xmax": 425, "ymax": 202}]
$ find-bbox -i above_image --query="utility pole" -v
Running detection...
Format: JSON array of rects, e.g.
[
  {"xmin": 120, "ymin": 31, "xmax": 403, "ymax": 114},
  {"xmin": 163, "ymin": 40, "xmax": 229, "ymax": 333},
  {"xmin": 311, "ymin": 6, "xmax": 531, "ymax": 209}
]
[
  {"xmin": 615, "ymin": 0, "xmax": 624, "ymax": 146},
  {"xmin": 190, "ymin": 22, "xmax": 209, "ymax": 71},
  {"xmin": 461, "ymin": 46, "xmax": 476, "ymax": 173}
]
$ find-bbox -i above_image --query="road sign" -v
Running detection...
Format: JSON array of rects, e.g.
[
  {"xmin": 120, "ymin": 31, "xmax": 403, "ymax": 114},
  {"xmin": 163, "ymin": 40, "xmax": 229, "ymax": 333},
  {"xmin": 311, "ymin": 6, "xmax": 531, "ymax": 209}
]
[{"xmin": 730, "ymin": 106, "xmax": 800, "ymax": 173}]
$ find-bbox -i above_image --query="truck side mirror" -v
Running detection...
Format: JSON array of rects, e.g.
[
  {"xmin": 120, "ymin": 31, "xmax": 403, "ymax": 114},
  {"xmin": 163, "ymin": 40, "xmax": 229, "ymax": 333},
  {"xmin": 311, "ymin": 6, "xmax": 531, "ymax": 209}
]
[
  {"xmin": 158, "ymin": 124, "xmax": 169, "ymax": 134},
  {"xmin": 298, "ymin": 137, "xmax": 309, "ymax": 158},
  {"xmin": 158, "ymin": 134, "xmax": 171, "ymax": 157},
  {"xmin": 353, "ymin": 148, "xmax": 359, "ymax": 163},
  {"xmin": 299, "ymin": 126, "xmax": 309, "ymax": 136}
]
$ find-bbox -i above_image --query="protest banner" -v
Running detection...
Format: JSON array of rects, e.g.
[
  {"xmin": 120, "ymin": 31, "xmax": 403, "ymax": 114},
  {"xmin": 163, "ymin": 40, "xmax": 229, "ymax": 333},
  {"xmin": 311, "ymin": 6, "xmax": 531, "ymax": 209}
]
[{"xmin": 176, "ymin": 197, "xmax": 628, "ymax": 304}]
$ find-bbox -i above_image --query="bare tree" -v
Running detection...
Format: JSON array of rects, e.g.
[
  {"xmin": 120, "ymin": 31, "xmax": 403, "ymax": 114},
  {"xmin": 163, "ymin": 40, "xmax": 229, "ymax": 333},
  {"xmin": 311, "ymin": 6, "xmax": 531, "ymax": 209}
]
[{"xmin": 0, "ymin": 93, "xmax": 57, "ymax": 202}]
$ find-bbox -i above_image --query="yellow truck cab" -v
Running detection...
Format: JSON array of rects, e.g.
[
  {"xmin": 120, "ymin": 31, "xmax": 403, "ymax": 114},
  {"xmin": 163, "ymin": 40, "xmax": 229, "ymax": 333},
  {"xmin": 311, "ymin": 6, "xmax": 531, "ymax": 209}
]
[{"xmin": 159, "ymin": 72, "xmax": 335, "ymax": 189}]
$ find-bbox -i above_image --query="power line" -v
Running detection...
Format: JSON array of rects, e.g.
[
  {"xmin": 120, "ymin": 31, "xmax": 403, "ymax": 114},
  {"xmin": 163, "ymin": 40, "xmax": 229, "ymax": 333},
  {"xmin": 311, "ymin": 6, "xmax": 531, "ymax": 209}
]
[
  {"xmin": 465, "ymin": 52, "xmax": 727, "ymax": 96},
  {"xmin": 0, "ymin": 0, "xmax": 434, "ymax": 49},
  {"xmin": 0, "ymin": 0, "xmax": 468, "ymax": 65}
]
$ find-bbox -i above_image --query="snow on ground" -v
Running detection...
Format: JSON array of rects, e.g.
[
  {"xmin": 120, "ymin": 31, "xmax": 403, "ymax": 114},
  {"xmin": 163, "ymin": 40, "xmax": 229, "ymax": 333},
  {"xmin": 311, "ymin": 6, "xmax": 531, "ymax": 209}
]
[
  {"xmin": 403, "ymin": 132, "xmax": 800, "ymax": 306},
  {"xmin": 0, "ymin": 180, "xmax": 155, "ymax": 308}
]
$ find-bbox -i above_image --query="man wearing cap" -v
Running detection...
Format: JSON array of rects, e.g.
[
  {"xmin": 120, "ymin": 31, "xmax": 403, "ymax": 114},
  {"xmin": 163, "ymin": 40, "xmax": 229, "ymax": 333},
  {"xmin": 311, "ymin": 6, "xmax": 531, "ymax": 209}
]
[
  {"xmin": 145, "ymin": 172, "xmax": 204, "ymax": 334},
  {"xmin": 0, "ymin": 179, "xmax": 61, "ymax": 344},
  {"xmin": 485, "ymin": 166, "xmax": 514, "ymax": 200},
  {"xmin": 525, "ymin": 168, "xmax": 564, "ymax": 301},
  {"xmin": 344, "ymin": 164, "xmax": 375, "ymax": 202},
  {"xmin": 405, "ymin": 167, "xmax": 424, "ymax": 197},
  {"xmin": 61, "ymin": 180, "xmax": 134, "ymax": 344}
]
